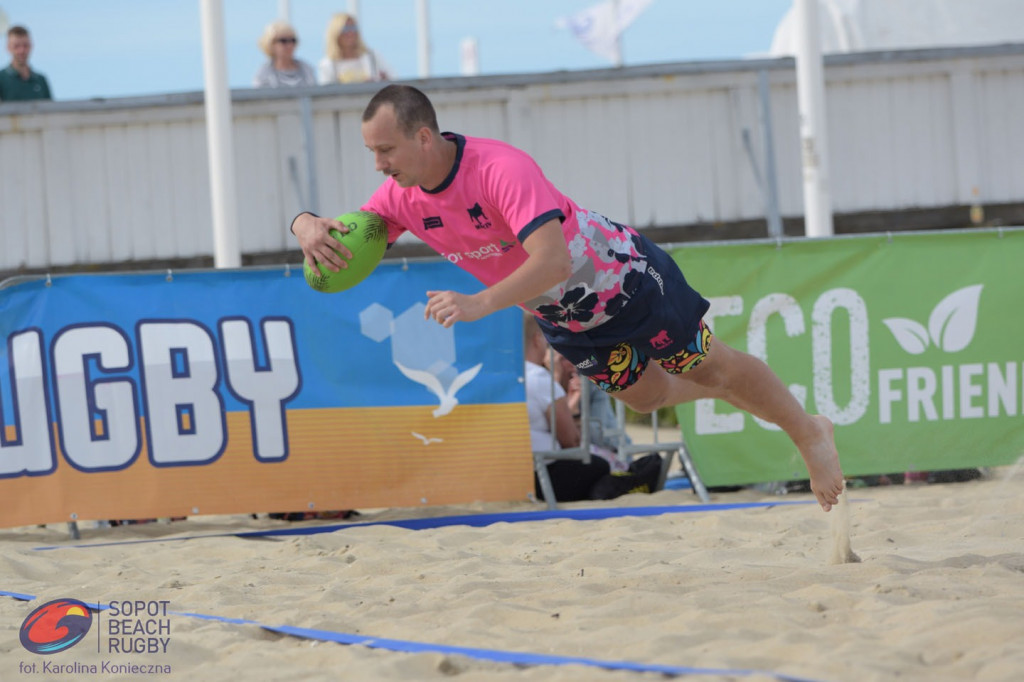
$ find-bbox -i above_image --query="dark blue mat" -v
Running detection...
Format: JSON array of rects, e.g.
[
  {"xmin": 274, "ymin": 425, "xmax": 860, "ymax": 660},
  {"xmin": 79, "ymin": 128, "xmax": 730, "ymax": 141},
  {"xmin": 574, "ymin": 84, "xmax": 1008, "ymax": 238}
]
[{"xmin": 33, "ymin": 501, "xmax": 816, "ymax": 551}]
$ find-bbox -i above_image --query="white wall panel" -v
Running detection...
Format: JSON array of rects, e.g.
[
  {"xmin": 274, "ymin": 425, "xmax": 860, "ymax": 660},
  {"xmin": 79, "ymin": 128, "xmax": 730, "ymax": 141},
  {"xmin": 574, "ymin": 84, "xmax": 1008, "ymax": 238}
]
[
  {"xmin": 309, "ymin": 108, "xmax": 343, "ymax": 218},
  {"xmin": 272, "ymin": 112, "xmax": 306, "ymax": 250},
  {"xmin": 529, "ymin": 94, "xmax": 632, "ymax": 226},
  {"xmin": 145, "ymin": 123, "xmax": 178, "ymax": 258},
  {"xmin": 233, "ymin": 116, "xmax": 282, "ymax": 253},
  {"xmin": 67, "ymin": 129, "xmax": 111, "ymax": 263},
  {"xmin": 626, "ymin": 90, "xmax": 724, "ymax": 226},
  {"xmin": 21, "ymin": 134, "xmax": 48, "ymax": 268},
  {"xmin": 767, "ymin": 82, "xmax": 803, "ymax": 216},
  {"xmin": 729, "ymin": 78, "xmax": 771, "ymax": 220},
  {"xmin": 41, "ymin": 126, "xmax": 74, "ymax": 266},
  {"xmin": 829, "ymin": 73, "xmax": 958, "ymax": 211},
  {"xmin": 102, "ymin": 126, "xmax": 141, "ymax": 262},
  {"xmin": 977, "ymin": 68, "xmax": 1024, "ymax": 202},
  {"xmin": 432, "ymin": 97, "xmax": 506, "ymax": 140},
  {"xmin": 336, "ymin": 106, "xmax": 381, "ymax": 213},
  {"xmin": 166, "ymin": 119, "xmax": 212, "ymax": 258},
  {"xmin": 3, "ymin": 133, "xmax": 28, "ymax": 268},
  {"xmin": 0, "ymin": 134, "xmax": 40, "ymax": 269},
  {"xmin": 1, "ymin": 45, "xmax": 1022, "ymax": 272}
]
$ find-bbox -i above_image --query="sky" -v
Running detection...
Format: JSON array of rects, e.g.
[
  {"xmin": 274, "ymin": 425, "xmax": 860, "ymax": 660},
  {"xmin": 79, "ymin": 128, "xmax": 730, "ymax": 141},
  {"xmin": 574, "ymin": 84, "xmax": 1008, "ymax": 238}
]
[{"xmin": 0, "ymin": 0, "xmax": 794, "ymax": 102}]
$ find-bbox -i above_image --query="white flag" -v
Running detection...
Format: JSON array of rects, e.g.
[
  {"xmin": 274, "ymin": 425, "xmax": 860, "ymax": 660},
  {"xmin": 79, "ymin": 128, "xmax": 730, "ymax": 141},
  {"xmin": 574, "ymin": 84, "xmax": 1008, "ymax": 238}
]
[{"xmin": 556, "ymin": 0, "xmax": 655, "ymax": 64}]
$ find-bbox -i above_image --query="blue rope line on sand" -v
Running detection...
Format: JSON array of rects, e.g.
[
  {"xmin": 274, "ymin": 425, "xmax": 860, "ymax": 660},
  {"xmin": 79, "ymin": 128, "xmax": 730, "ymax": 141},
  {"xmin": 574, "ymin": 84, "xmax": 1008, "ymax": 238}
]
[
  {"xmin": 262, "ymin": 624, "xmax": 824, "ymax": 681},
  {"xmin": 0, "ymin": 589, "xmax": 36, "ymax": 602},
  {"xmin": 0, "ymin": 591, "xmax": 823, "ymax": 681},
  {"xmin": 32, "ymin": 500, "xmax": 816, "ymax": 551},
  {"xmin": 0, "ymin": 591, "xmax": 109, "ymax": 611}
]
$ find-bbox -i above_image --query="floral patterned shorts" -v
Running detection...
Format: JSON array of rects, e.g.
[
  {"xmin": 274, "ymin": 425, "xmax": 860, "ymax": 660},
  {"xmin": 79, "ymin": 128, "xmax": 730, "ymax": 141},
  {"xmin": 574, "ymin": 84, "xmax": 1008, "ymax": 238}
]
[
  {"xmin": 537, "ymin": 237, "xmax": 712, "ymax": 393},
  {"xmin": 562, "ymin": 319, "xmax": 712, "ymax": 393}
]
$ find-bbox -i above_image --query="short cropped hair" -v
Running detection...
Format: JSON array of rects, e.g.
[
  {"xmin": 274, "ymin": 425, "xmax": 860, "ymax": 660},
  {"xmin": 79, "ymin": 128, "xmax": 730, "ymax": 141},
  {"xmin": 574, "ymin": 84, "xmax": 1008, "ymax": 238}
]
[
  {"xmin": 258, "ymin": 20, "xmax": 298, "ymax": 58},
  {"xmin": 362, "ymin": 84, "xmax": 440, "ymax": 137},
  {"xmin": 8, "ymin": 26, "xmax": 30, "ymax": 39}
]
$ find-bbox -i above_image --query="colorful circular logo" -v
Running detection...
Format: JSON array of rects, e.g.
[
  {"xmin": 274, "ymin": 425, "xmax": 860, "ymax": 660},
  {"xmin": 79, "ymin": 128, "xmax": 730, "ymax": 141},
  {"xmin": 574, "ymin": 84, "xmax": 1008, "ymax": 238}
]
[{"xmin": 20, "ymin": 598, "xmax": 93, "ymax": 655}]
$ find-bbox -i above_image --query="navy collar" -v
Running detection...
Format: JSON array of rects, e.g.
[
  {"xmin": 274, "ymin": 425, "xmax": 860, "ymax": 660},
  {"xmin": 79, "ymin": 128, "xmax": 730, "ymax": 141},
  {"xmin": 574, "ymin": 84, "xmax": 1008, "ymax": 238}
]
[{"xmin": 422, "ymin": 132, "xmax": 465, "ymax": 194}]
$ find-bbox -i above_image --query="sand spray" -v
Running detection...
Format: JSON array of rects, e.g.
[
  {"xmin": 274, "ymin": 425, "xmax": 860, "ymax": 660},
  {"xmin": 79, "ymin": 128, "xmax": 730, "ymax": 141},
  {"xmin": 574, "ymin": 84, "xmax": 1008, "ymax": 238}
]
[{"xmin": 829, "ymin": 481, "xmax": 861, "ymax": 565}]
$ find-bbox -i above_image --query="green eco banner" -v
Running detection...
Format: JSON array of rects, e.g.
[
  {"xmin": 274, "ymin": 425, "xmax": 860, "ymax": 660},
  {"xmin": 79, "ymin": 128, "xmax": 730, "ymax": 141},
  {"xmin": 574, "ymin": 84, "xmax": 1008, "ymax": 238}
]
[{"xmin": 669, "ymin": 228, "xmax": 1024, "ymax": 486}]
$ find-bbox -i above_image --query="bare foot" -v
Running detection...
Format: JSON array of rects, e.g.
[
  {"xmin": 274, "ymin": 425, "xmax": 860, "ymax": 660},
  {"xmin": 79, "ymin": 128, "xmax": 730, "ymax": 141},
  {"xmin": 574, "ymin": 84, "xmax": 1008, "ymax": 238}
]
[{"xmin": 797, "ymin": 415, "xmax": 845, "ymax": 512}]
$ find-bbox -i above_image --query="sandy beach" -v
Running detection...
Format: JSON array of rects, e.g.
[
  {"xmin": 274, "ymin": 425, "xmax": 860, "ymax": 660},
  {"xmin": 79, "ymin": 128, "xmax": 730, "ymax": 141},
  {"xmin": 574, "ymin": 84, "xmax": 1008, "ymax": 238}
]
[{"xmin": 2, "ymin": 465, "xmax": 1022, "ymax": 682}]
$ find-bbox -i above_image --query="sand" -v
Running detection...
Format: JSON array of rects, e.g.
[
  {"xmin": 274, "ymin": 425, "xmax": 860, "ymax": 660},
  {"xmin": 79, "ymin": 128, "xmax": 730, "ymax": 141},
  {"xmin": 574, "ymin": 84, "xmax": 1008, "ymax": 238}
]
[{"xmin": 1, "ymin": 467, "xmax": 1022, "ymax": 682}]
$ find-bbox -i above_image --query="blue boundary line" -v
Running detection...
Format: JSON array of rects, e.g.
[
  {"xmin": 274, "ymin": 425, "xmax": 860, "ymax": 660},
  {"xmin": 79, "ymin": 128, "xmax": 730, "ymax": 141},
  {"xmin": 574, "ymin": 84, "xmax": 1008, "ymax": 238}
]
[
  {"xmin": 31, "ymin": 501, "xmax": 817, "ymax": 551},
  {"xmin": 261, "ymin": 624, "xmax": 824, "ymax": 681},
  {"xmin": 1, "ymin": 590, "xmax": 824, "ymax": 681}
]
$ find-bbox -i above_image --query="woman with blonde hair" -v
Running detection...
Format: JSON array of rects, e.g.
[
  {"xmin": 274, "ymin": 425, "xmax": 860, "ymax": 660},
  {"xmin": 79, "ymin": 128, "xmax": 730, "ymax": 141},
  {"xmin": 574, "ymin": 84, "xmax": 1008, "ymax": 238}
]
[
  {"xmin": 317, "ymin": 13, "xmax": 391, "ymax": 84},
  {"xmin": 253, "ymin": 20, "xmax": 316, "ymax": 88}
]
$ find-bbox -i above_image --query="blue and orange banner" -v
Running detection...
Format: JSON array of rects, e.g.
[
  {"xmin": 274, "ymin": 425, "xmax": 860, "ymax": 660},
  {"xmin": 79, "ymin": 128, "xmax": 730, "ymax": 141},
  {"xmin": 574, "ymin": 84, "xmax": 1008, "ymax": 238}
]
[{"xmin": 0, "ymin": 262, "xmax": 532, "ymax": 527}]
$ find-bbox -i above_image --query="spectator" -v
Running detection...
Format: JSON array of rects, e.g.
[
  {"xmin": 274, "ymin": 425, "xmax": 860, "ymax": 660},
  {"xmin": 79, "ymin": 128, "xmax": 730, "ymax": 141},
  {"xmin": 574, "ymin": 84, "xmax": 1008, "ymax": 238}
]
[
  {"xmin": 525, "ymin": 314, "xmax": 618, "ymax": 501},
  {"xmin": 550, "ymin": 351, "xmax": 630, "ymax": 454},
  {"xmin": 317, "ymin": 13, "xmax": 391, "ymax": 85},
  {"xmin": 0, "ymin": 25, "xmax": 51, "ymax": 101},
  {"xmin": 546, "ymin": 343, "xmax": 665, "ymax": 500},
  {"xmin": 253, "ymin": 20, "xmax": 316, "ymax": 88}
]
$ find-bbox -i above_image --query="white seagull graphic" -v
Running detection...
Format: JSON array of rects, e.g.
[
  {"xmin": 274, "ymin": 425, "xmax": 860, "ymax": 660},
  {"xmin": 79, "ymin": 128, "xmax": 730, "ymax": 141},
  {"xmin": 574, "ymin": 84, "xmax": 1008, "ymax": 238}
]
[
  {"xmin": 411, "ymin": 431, "xmax": 443, "ymax": 445},
  {"xmin": 393, "ymin": 361, "xmax": 483, "ymax": 417}
]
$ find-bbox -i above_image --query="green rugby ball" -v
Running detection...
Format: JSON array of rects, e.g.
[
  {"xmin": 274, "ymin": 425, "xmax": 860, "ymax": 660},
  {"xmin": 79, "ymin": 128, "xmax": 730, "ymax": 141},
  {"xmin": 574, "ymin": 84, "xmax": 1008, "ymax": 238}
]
[{"xmin": 303, "ymin": 211, "xmax": 388, "ymax": 293}]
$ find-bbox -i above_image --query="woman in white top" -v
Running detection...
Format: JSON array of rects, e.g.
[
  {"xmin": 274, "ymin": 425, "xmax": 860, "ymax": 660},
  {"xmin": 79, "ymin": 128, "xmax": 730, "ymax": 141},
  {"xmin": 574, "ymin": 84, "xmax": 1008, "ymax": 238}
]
[
  {"xmin": 317, "ymin": 13, "xmax": 391, "ymax": 84},
  {"xmin": 253, "ymin": 20, "xmax": 316, "ymax": 88}
]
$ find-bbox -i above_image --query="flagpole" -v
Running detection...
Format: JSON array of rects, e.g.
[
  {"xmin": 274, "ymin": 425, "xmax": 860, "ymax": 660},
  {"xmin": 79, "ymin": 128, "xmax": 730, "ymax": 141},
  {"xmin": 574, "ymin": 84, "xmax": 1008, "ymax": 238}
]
[
  {"xmin": 199, "ymin": 0, "xmax": 241, "ymax": 268},
  {"xmin": 416, "ymin": 0, "xmax": 431, "ymax": 78},
  {"xmin": 611, "ymin": 0, "xmax": 623, "ymax": 66},
  {"xmin": 795, "ymin": 0, "xmax": 834, "ymax": 237}
]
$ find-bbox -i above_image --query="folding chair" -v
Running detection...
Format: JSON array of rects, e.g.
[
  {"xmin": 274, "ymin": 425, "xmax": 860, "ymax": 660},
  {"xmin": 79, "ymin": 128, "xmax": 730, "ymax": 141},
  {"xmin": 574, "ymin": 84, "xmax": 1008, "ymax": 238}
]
[
  {"xmin": 532, "ymin": 348, "xmax": 594, "ymax": 510},
  {"xmin": 609, "ymin": 400, "xmax": 710, "ymax": 503},
  {"xmin": 532, "ymin": 349, "xmax": 710, "ymax": 509}
]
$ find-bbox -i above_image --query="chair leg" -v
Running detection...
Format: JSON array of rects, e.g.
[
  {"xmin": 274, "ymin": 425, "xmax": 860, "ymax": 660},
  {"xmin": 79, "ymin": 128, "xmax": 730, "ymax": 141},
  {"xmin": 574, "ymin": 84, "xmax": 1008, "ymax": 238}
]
[
  {"xmin": 677, "ymin": 445, "xmax": 711, "ymax": 503},
  {"xmin": 655, "ymin": 451, "xmax": 672, "ymax": 492},
  {"xmin": 534, "ymin": 457, "xmax": 558, "ymax": 510}
]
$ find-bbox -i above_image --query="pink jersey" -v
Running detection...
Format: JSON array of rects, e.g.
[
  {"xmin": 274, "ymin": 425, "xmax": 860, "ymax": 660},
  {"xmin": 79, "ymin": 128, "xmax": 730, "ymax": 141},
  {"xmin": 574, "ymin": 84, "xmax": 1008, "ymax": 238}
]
[{"xmin": 362, "ymin": 133, "xmax": 648, "ymax": 332}]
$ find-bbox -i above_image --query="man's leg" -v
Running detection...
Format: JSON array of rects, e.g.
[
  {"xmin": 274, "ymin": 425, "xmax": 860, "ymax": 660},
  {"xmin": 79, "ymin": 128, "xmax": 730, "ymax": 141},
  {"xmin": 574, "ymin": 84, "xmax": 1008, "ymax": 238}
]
[{"xmin": 614, "ymin": 338, "xmax": 845, "ymax": 511}]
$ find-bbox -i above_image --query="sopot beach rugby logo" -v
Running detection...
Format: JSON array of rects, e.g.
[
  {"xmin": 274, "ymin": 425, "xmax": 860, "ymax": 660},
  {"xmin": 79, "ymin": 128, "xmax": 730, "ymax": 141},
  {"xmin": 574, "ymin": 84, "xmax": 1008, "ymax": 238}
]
[{"xmin": 19, "ymin": 598, "xmax": 93, "ymax": 655}]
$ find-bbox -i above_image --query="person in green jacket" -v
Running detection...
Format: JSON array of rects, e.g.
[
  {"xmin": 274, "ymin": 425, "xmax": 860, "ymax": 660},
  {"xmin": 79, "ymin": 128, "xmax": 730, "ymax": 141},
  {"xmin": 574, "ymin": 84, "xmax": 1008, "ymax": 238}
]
[{"xmin": 0, "ymin": 25, "xmax": 52, "ymax": 102}]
